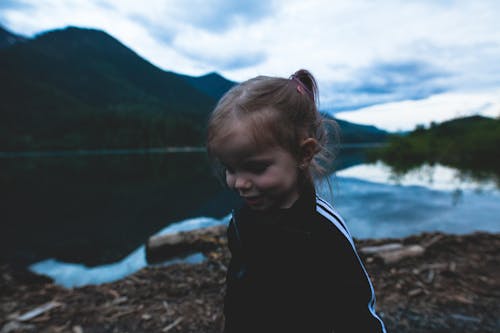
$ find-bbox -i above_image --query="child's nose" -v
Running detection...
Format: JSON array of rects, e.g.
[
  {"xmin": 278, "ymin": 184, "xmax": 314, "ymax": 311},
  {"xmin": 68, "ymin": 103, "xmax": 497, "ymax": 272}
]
[{"xmin": 234, "ymin": 175, "xmax": 251, "ymax": 191}]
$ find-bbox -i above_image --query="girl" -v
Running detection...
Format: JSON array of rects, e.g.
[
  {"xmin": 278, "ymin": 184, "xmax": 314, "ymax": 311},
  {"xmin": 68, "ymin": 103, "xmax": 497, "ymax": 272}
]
[{"xmin": 206, "ymin": 69, "xmax": 386, "ymax": 332}]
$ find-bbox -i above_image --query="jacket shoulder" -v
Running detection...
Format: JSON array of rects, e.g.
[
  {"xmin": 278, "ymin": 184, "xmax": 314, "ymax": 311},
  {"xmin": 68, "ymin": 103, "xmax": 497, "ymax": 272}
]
[{"xmin": 313, "ymin": 196, "xmax": 356, "ymax": 249}]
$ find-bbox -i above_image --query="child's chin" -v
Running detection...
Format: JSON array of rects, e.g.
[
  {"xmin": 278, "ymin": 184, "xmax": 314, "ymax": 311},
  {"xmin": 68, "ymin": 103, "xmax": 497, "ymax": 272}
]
[
  {"xmin": 248, "ymin": 205, "xmax": 268, "ymax": 211},
  {"xmin": 245, "ymin": 200, "xmax": 270, "ymax": 211},
  {"xmin": 247, "ymin": 203, "xmax": 267, "ymax": 211}
]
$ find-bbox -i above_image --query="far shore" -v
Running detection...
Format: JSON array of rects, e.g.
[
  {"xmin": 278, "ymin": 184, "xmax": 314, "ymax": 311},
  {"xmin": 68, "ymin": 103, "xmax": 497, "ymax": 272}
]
[
  {"xmin": 0, "ymin": 142, "xmax": 387, "ymax": 158},
  {"xmin": 0, "ymin": 147, "xmax": 206, "ymax": 158}
]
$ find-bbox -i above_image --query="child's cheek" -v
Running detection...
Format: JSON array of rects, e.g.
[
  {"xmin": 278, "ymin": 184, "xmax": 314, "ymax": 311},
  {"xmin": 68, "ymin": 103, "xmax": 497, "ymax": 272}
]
[
  {"xmin": 255, "ymin": 174, "xmax": 275, "ymax": 189},
  {"xmin": 226, "ymin": 173, "xmax": 235, "ymax": 189}
]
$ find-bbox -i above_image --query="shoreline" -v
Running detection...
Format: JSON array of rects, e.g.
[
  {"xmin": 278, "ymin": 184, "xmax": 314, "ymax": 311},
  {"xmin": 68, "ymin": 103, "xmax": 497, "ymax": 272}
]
[
  {"xmin": 0, "ymin": 142, "xmax": 388, "ymax": 158},
  {"xmin": 0, "ymin": 147, "xmax": 207, "ymax": 158},
  {"xmin": 1, "ymin": 229, "xmax": 499, "ymax": 333}
]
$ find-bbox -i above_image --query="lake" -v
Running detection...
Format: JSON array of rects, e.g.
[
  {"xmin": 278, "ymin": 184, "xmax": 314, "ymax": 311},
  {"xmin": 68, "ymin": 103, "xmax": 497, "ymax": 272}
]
[{"xmin": 1, "ymin": 147, "xmax": 499, "ymax": 287}]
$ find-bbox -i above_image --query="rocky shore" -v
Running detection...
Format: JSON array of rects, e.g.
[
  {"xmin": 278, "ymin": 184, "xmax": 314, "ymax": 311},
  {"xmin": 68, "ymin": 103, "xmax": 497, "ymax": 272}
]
[{"xmin": 1, "ymin": 228, "xmax": 499, "ymax": 333}]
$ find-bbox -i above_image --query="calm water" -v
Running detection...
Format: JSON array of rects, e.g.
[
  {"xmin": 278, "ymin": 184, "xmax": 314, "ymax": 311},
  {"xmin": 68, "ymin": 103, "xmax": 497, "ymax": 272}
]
[
  {"xmin": 1, "ymin": 148, "xmax": 499, "ymax": 287},
  {"xmin": 1, "ymin": 152, "xmax": 238, "ymax": 267}
]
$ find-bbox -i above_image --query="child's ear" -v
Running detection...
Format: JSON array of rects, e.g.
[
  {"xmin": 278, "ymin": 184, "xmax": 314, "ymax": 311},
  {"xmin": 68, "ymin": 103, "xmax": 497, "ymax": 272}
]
[{"xmin": 298, "ymin": 138, "xmax": 318, "ymax": 169}]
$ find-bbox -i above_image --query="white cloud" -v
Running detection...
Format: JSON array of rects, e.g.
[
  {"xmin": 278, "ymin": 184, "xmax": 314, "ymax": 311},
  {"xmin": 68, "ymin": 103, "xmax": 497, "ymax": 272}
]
[{"xmin": 335, "ymin": 89, "xmax": 500, "ymax": 132}]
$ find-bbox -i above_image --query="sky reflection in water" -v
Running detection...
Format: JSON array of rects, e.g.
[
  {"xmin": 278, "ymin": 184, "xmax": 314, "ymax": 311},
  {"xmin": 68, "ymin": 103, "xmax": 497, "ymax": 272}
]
[{"xmin": 30, "ymin": 162, "xmax": 500, "ymax": 287}]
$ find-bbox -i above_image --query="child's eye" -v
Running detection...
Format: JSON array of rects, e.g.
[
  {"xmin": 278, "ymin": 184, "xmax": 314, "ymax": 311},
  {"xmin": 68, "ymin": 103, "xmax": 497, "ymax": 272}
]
[{"xmin": 246, "ymin": 163, "xmax": 269, "ymax": 174}]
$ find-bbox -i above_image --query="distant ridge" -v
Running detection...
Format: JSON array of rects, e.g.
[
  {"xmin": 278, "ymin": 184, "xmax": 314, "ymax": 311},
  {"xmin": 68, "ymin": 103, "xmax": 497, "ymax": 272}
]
[
  {"xmin": 0, "ymin": 25, "xmax": 388, "ymax": 151},
  {"xmin": 0, "ymin": 25, "xmax": 27, "ymax": 48},
  {"xmin": 0, "ymin": 26, "xmax": 219, "ymax": 150},
  {"xmin": 180, "ymin": 72, "xmax": 236, "ymax": 101},
  {"xmin": 321, "ymin": 113, "xmax": 388, "ymax": 144}
]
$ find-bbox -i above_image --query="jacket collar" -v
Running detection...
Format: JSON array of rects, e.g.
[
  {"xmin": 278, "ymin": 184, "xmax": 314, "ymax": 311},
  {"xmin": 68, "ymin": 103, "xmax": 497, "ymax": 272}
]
[{"xmin": 237, "ymin": 182, "xmax": 317, "ymax": 229}]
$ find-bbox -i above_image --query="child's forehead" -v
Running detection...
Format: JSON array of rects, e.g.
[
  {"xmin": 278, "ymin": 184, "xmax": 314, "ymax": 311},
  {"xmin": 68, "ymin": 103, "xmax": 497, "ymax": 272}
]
[
  {"xmin": 213, "ymin": 122, "xmax": 266, "ymax": 158},
  {"xmin": 213, "ymin": 124, "xmax": 284, "ymax": 162}
]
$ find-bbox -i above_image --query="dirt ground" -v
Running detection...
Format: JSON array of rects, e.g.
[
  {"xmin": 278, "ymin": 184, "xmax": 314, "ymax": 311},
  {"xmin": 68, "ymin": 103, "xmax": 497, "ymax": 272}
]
[{"xmin": 1, "ymin": 230, "xmax": 499, "ymax": 333}]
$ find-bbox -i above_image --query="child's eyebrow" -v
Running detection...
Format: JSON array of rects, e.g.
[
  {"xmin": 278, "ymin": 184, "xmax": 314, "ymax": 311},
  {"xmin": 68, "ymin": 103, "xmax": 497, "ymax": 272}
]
[{"xmin": 242, "ymin": 157, "xmax": 273, "ymax": 164}]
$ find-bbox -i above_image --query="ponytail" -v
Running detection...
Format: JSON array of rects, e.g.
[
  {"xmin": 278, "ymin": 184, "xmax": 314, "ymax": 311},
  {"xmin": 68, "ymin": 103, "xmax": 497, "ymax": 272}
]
[{"xmin": 290, "ymin": 69, "xmax": 319, "ymax": 107}]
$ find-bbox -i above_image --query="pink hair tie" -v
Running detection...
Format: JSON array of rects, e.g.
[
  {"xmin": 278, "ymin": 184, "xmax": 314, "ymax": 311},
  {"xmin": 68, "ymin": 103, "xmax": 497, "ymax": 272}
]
[{"xmin": 290, "ymin": 74, "xmax": 314, "ymax": 100}]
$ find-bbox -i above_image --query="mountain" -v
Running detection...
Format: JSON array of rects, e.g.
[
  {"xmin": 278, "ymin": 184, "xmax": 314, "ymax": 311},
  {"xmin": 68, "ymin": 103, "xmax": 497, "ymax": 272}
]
[
  {"xmin": 333, "ymin": 117, "xmax": 388, "ymax": 143},
  {"xmin": 0, "ymin": 25, "xmax": 388, "ymax": 151},
  {"xmin": 320, "ymin": 113, "xmax": 388, "ymax": 144},
  {"xmin": 0, "ymin": 26, "xmax": 27, "ymax": 49},
  {"xmin": 180, "ymin": 72, "xmax": 236, "ymax": 101},
  {"xmin": 0, "ymin": 26, "xmax": 221, "ymax": 150}
]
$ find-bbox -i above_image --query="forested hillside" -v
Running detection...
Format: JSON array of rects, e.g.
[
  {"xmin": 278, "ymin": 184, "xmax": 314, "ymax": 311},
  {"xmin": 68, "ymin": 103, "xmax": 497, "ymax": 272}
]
[
  {"xmin": 369, "ymin": 115, "xmax": 500, "ymax": 175},
  {"xmin": 0, "ymin": 27, "xmax": 229, "ymax": 150},
  {"xmin": 0, "ymin": 26, "xmax": 387, "ymax": 151}
]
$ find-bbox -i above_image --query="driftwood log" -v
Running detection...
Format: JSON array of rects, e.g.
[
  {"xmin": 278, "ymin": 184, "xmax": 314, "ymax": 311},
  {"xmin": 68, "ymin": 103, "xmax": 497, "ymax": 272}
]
[
  {"xmin": 360, "ymin": 242, "xmax": 425, "ymax": 264},
  {"xmin": 146, "ymin": 225, "xmax": 226, "ymax": 264}
]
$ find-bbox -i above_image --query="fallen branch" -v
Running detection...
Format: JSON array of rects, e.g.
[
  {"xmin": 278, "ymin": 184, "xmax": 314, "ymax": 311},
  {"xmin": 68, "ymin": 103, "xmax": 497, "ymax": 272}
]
[
  {"xmin": 360, "ymin": 243, "xmax": 425, "ymax": 264},
  {"xmin": 163, "ymin": 317, "xmax": 183, "ymax": 332},
  {"xmin": 14, "ymin": 301, "xmax": 63, "ymax": 322},
  {"xmin": 359, "ymin": 243, "xmax": 403, "ymax": 254}
]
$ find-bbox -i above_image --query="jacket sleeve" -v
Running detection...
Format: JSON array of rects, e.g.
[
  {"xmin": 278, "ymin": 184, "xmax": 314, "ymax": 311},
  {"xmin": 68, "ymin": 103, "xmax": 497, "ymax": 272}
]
[
  {"xmin": 223, "ymin": 218, "xmax": 246, "ymax": 333},
  {"xmin": 318, "ymin": 224, "xmax": 387, "ymax": 333}
]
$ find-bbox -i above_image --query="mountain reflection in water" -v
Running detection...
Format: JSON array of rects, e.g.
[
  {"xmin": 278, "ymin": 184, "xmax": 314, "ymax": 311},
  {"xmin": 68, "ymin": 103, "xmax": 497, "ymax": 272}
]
[
  {"xmin": 28, "ymin": 160, "xmax": 500, "ymax": 288},
  {"xmin": 2, "ymin": 149, "xmax": 499, "ymax": 287}
]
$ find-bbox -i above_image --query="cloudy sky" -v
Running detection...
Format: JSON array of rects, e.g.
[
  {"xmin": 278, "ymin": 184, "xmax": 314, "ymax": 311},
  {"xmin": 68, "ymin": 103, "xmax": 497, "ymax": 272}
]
[{"xmin": 1, "ymin": 0, "xmax": 499, "ymax": 131}]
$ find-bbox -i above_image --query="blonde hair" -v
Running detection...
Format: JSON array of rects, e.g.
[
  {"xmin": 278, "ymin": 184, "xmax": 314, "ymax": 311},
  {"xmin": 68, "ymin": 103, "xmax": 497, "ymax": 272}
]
[{"xmin": 206, "ymin": 69, "xmax": 339, "ymax": 188}]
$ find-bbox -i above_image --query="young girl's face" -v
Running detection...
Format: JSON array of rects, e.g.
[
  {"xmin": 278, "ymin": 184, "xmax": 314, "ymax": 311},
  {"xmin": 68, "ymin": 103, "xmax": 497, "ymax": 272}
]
[{"xmin": 213, "ymin": 119, "xmax": 301, "ymax": 211}]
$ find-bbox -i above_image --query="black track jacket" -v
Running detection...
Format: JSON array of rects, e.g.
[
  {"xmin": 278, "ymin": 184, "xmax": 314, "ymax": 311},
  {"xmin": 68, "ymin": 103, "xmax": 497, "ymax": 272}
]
[{"xmin": 223, "ymin": 188, "xmax": 387, "ymax": 333}]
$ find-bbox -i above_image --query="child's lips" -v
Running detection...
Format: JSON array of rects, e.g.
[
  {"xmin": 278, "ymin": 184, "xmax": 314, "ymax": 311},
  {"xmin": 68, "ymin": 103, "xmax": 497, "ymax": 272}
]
[{"xmin": 243, "ymin": 196, "xmax": 261, "ymax": 205}]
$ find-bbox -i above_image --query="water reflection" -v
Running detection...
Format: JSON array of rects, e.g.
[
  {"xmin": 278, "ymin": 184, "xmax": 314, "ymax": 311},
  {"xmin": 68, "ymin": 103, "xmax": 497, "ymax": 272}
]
[
  {"xmin": 0, "ymin": 153, "xmax": 238, "ymax": 267},
  {"xmin": 337, "ymin": 161, "xmax": 499, "ymax": 192},
  {"xmin": 29, "ymin": 159, "xmax": 500, "ymax": 288},
  {"xmin": 2, "ymin": 149, "xmax": 499, "ymax": 272},
  {"xmin": 324, "ymin": 161, "xmax": 500, "ymax": 240}
]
